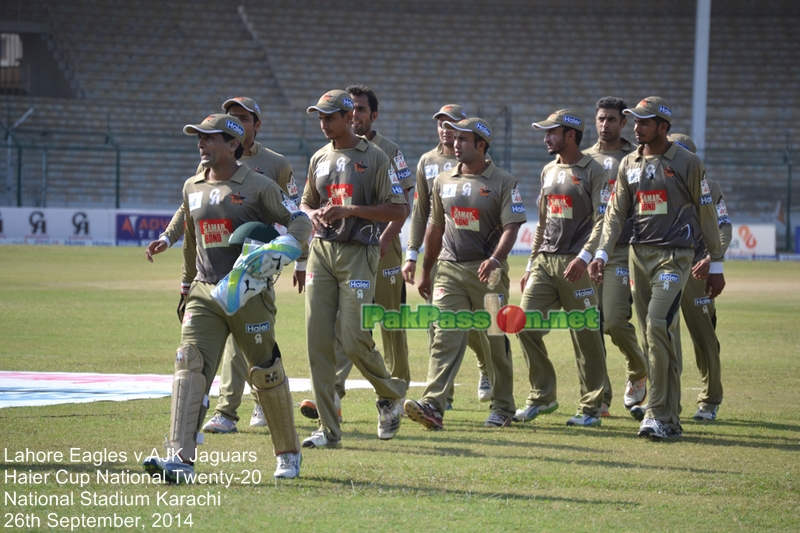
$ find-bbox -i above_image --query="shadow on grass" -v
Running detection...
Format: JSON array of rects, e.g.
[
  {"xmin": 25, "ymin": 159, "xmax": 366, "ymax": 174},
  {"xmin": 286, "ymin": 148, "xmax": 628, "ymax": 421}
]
[{"xmin": 299, "ymin": 475, "xmax": 641, "ymax": 507}]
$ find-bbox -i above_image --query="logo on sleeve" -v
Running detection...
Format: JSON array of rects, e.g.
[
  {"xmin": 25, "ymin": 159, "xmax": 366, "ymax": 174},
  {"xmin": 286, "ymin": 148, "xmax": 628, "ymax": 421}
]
[
  {"xmin": 199, "ymin": 218, "xmax": 233, "ymax": 248},
  {"xmin": 392, "ymin": 185, "xmax": 403, "ymax": 194},
  {"xmin": 326, "ymin": 184, "xmax": 354, "ymax": 206},
  {"xmin": 701, "ymin": 179, "xmax": 711, "ymax": 195},
  {"xmin": 511, "ymin": 205, "xmax": 525, "ymax": 213},
  {"xmin": 451, "ymin": 206, "xmax": 480, "ymax": 231},
  {"xmin": 389, "ymin": 167, "xmax": 400, "ymax": 184},
  {"xmin": 287, "ymin": 177, "xmax": 299, "ymax": 198},
  {"xmin": 601, "ymin": 186, "xmax": 612, "ymax": 204},
  {"xmin": 716, "ymin": 199, "xmax": 728, "ymax": 217},
  {"xmin": 394, "ymin": 154, "xmax": 409, "ymax": 170},
  {"xmin": 282, "ymin": 198, "xmax": 300, "ymax": 213},
  {"xmin": 547, "ymin": 195, "xmax": 573, "ymax": 219},
  {"xmin": 636, "ymin": 190, "xmax": 668, "ymax": 215},
  {"xmin": 511, "ymin": 189, "xmax": 522, "ymax": 203},
  {"xmin": 700, "ymin": 195, "xmax": 713, "ymax": 205}
]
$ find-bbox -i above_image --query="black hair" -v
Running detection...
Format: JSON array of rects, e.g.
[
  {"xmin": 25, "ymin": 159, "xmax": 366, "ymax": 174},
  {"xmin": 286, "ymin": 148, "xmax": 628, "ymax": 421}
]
[
  {"xmin": 220, "ymin": 132, "xmax": 245, "ymax": 159},
  {"xmin": 595, "ymin": 96, "xmax": 627, "ymax": 115},
  {"xmin": 654, "ymin": 117, "xmax": 672, "ymax": 133},
  {"xmin": 346, "ymin": 84, "xmax": 379, "ymax": 114}
]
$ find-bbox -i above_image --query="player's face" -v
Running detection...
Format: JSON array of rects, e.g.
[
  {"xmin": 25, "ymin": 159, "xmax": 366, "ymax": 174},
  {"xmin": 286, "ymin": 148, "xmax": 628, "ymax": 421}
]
[
  {"xmin": 226, "ymin": 104, "xmax": 259, "ymax": 147},
  {"xmin": 437, "ymin": 117, "xmax": 455, "ymax": 148},
  {"xmin": 543, "ymin": 127, "xmax": 568, "ymax": 155},
  {"xmin": 197, "ymin": 132, "xmax": 236, "ymax": 167},
  {"xmin": 633, "ymin": 117, "xmax": 663, "ymax": 145},
  {"xmin": 350, "ymin": 93, "xmax": 376, "ymax": 136},
  {"xmin": 453, "ymin": 131, "xmax": 482, "ymax": 164},
  {"xmin": 318, "ymin": 111, "xmax": 350, "ymax": 140},
  {"xmin": 595, "ymin": 108, "xmax": 626, "ymax": 142}
]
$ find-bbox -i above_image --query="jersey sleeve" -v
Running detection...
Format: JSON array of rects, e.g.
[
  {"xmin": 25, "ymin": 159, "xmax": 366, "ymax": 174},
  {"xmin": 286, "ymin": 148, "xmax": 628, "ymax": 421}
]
[
  {"xmin": 259, "ymin": 180, "xmax": 312, "ymax": 254},
  {"xmin": 690, "ymin": 161, "xmax": 724, "ymax": 263},
  {"xmin": 180, "ymin": 198, "xmax": 198, "ymax": 287},
  {"xmin": 500, "ymin": 179, "xmax": 527, "ymax": 227},
  {"xmin": 276, "ymin": 160, "xmax": 299, "ymax": 203},
  {"xmin": 408, "ymin": 157, "xmax": 431, "ymax": 252},
  {"xmin": 374, "ymin": 156, "xmax": 407, "ymax": 206},
  {"xmin": 529, "ymin": 171, "xmax": 547, "ymax": 261},
  {"xmin": 301, "ymin": 156, "xmax": 322, "ymax": 209},
  {"xmin": 582, "ymin": 164, "xmax": 607, "ymax": 256},
  {"xmin": 161, "ymin": 204, "xmax": 186, "ymax": 246},
  {"xmin": 711, "ymin": 180, "xmax": 733, "ymax": 256},
  {"xmin": 429, "ymin": 175, "xmax": 445, "ymax": 227}
]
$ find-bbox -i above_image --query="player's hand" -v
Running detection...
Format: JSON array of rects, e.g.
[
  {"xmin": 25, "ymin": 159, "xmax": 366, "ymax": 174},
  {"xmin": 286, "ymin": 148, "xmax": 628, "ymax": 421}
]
[
  {"xmin": 564, "ymin": 257, "xmax": 587, "ymax": 283},
  {"xmin": 402, "ymin": 260, "xmax": 417, "ymax": 285},
  {"xmin": 320, "ymin": 204, "xmax": 350, "ymax": 225},
  {"xmin": 145, "ymin": 240, "xmax": 168, "ymax": 262},
  {"xmin": 477, "ymin": 258, "xmax": 499, "ymax": 283},
  {"xmin": 418, "ymin": 272, "xmax": 432, "ymax": 301},
  {"xmin": 588, "ymin": 258, "xmax": 605, "ymax": 283},
  {"xmin": 705, "ymin": 273, "xmax": 725, "ymax": 299},
  {"xmin": 293, "ymin": 269, "xmax": 306, "ymax": 293},
  {"xmin": 519, "ymin": 271, "xmax": 531, "ymax": 292},
  {"xmin": 692, "ymin": 257, "xmax": 711, "ymax": 280},
  {"xmin": 177, "ymin": 294, "xmax": 187, "ymax": 323}
]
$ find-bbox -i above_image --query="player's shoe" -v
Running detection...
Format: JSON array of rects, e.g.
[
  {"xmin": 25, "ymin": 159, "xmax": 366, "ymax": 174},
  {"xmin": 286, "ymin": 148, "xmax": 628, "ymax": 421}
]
[
  {"xmin": 566, "ymin": 413, "xmax": 602, "ymax": 427},
  {"xmin": 638, "ymin": 418, "xmax": 666, "ymax": 440},
  {"xmin": 301, "ymin": 429, "xmax": 341, "ymax": 449},
  {"xmin": 693, "ymin": 405, "xmax": 718, "ymax": 421},
  {"xmin": 623, "ymin": 377, "xmax": 647, "ymax": 409},
  {"xmin": 143, "ymin": 456, "xmax": 194, "ymax": 484},
  {"xmin": 512, "ymin": 401, "xmax": 559, "ymax": 422},
  {"xmin": 274, "ymin": 452, "xmax": 301, "ymax": 479},
  {"xmin": 250, "ymin": 404, "xmax": 267, "ymax": 427},
  {"xmin": 377, "ymin": 398, "xmax": 404, "ymax": 440},
  {"xmin": 629, "ymin": 405, "xmax": 646, "ymax": 421},
  {"xmin": 484, "ymin": 412, "xmax": 512, "ymax": 428},
  {"xmin": 300, "ymin": 393, "xmax": 342, "ymax": 422},
  {"xmin": 404, "ymin": 399, "xmax": 443, "ymax": 430},
  {"xmin": 202, "ymin": 414, "xmax": 237, "ymax": 434},
  {"xmin": 601, "ymin": 403, "xmax": 611, "ymax": 418},
  {"xmin": 478, "ymin": 373, "xmax": 492, "ymax": 402}
]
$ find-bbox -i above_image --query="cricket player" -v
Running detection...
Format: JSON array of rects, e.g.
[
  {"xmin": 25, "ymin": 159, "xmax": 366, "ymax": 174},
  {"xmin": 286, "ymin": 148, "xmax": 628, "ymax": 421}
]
[
  {"xmin": 142, "ymin": 113, "xmax": 312, "ymax": 481},
  {"xmin": 588, "ymin": 97, "xmax": 726, "ymax": 441},
  {"xmin": 583, "ymin": 97, "xmax": 649, "ymax": 417},
  {"xmin": 404, "ymin": 117, "xmax": 525, "ymax": 430},
  {"xmin": 402, "ymin": 104, "xmax": 493, "ymax": 406},
  {"xmin": 145, "ymin": 96, "xmax": 300, "ymax": 433},
  {"xmin": 299, "ymin": 90, "xmax": 408, "ymax": 448},
  {"xmin": 516, "ymin": 109, "xmax": 608, "ymax": 427},
  {"xmin": 298, "ymin": 85, "xmax": 414, "ymax": 422},
  {"xmin": 670, "ymin": 133, "xmax": 731, "ymax": 422}
]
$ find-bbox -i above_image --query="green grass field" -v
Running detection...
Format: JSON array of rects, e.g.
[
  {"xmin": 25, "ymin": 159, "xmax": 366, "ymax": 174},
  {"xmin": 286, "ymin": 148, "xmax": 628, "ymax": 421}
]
[{"xmin": 1, "ymin": 245, "xmax": 799, "ymax": 532}]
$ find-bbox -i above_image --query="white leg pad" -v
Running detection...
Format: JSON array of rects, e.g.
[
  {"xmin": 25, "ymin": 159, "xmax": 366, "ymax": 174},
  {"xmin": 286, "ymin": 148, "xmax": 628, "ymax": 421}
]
[
  {"xmin": 250, "ymin": 358, "xmax": 300, "ymax": 455},
  {"xmin": 170, "ymin": 344, "xmax": 208, "ymax": 462}
]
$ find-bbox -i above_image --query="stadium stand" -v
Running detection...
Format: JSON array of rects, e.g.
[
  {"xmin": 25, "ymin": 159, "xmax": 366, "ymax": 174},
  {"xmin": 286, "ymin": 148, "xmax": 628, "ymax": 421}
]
[{"xmin": 1, "ymin": 0, "xmax": 798, "ymax": 223}]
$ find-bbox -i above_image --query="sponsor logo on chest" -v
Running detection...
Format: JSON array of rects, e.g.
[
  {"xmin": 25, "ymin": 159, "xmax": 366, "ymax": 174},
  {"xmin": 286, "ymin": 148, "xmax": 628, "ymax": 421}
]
[
  {"xmin": 547, "ymin": 195, "xmax": 573, "ymax": 219},
  {"xmin": 451, "ymin": 206, "xmax": 480, "ymax": 231},
  {"xmin": 326, "ymin": 184, "xmax": 354, "ymax": 206},
  {"xmin": 200, "ymin": 218, "xmax": 233, "ymax": 248},
  {"xmin": 636, "ymin": 190, "xmax": 668, "ymax": 215}
]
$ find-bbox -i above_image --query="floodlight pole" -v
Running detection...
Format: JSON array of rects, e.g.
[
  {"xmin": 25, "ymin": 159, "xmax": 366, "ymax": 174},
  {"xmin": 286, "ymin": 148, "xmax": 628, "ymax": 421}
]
[{"xmin": 786, "ymin": 132, "xmax": 793, "ymax": 252}]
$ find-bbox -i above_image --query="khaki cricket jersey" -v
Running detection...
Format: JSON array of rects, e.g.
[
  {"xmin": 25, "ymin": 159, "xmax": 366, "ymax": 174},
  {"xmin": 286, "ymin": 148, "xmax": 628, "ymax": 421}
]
[
  {"xmin": 182, "ymin": 165, "xmax": 311, "ymax": 284},
  {"xmin": 408, "ymin": 144, "xmax": 458, "ymax": 253},
  {"xmin": 530, "ymin": 154, "xmax": 607, "ymax": 258},
  {"xmin": 370, "ymin": 132, "xmax": 415, "ymax": 232},
  {"xmin": 430, "ymin": 161, "xmax": 527, "ymax": 263},
  {"xmin": 584, "ymin": 138, "xmax": 636, "ymax": 245},
  {"xmin": 599, "ymin": 143, "xmax": 724, "ymax": 263},
  {"xmin": 301, "ymin": 137, "xmax": 406, "ymax": 246}
]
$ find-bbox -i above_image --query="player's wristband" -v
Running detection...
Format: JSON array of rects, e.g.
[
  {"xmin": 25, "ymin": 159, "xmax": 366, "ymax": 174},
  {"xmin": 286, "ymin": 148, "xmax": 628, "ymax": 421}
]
[
  {"xmin": 525, "ymin": 259, "xmax": 533, "ymax": 272},
  {"xmin": 180, "ymin": 282, "xmax": 190, "ymax": 296},
  {"xmin": 708, "ymin": 262, "xmax": 724, "ymax": 274},
  {"xmin": 406, "ymin": 249, "xmax": 419, "ymax": 262},
  {"xmin": 594, "ymin": 250, "xmax": 609, "ymax": 263},
  {"xmin": 577, "ymin": 249, "xmax": 592, "ymax": 265},
  {"xmin": 294, "ymin": 261, "xmax": 307, "ymax": 271},
  {"xmin": 160, "ymin": 235, "xmax": 172, "ymax": 247}
]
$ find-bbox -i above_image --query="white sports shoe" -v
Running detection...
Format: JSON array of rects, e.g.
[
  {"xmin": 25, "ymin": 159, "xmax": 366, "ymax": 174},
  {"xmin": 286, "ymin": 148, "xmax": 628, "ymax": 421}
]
[
  {"xmin": 274, "ymin": 452, "xmax": 301, "ymax": 479},
  {"xmin": 377, "ymin": 398, "xmax": 403, "ymax": 440},
  {"xmin": 301, "ymin": 429, "xmax": 341, "ymax": 448},
  {"xmin": 250, "ymin": 404, "xmax": 267, "ymax": 427},
  {"xmin": 477, "ymin": 374, "xmax": 492, "ymax": 402},
  {"xmin": 143, "ymin": 456, "xmax": 194, "ymax": 484},
  {"xmin": 623, "ymin": 377, "xmax": 647, "ymax": 408},
  {"xmin": 202, "ymin": 414, "xmax": 237, "ymax": 434},
  {"xmin": 512, "ymin": 401, "xmax": 559, "ymax": 422}
]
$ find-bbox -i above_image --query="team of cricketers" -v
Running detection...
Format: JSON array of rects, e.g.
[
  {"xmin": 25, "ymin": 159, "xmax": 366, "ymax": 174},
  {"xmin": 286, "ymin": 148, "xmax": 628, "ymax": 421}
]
[{"xmin": 144, "ymin": 89, "xmax": 727, "ymax": 483}]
